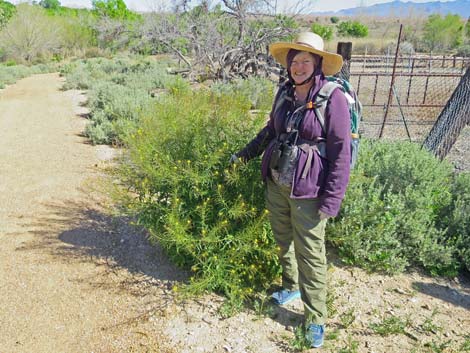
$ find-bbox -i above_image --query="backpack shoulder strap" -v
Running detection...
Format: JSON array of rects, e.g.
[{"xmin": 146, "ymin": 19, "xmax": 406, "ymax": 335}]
[
  {"xmin": 273, "ymin": 81, "xmax": 293, "ymax": 115},
  {"xmin": 314, "ymin": 81, "xmax": 343, "ymax": 134}
]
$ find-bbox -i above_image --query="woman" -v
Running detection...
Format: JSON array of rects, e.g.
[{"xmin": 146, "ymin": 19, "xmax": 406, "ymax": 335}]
[{"xmin": 231, "ymin": 32, "xmax": 351, "ymax": 348}]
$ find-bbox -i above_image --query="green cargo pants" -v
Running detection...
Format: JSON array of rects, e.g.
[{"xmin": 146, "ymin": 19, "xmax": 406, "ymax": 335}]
[{"xmin": 266, "ymin": 178, "xmax": 328, "ymax": 325}]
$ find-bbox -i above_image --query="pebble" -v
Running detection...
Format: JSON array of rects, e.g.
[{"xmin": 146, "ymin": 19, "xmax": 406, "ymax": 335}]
[{"xmin": 394, "ymin": 288, "xmax": 407, "ymax": 295}]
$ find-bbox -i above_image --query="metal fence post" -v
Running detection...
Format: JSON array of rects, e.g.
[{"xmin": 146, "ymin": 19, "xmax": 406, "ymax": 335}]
[{"xmin": 379, "ymin": 24, "xmax": 403, "ymax": 138}]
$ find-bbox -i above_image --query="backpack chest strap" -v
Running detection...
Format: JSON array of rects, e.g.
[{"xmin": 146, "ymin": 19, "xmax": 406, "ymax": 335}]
[{"xmin": 297, "ymin": 138, "xmax": 326, "ymax": 179}]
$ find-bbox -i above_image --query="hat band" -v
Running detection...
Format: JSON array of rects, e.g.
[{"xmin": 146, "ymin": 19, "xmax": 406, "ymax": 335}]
[{"xmin": 295, "ymin": 41, "xmax": 323, "ymax": 51}]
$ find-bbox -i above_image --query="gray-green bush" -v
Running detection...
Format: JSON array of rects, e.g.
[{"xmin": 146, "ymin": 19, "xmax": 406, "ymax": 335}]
[
  {"xmin": 328, "ymin": 140, "xmax": 465, "ymax": 276},
  {"xmin": 0, "ymin": 62, "xmax": 56, "ymax": 88},
  {"xmin": 61, "ymin": 56, "xmax": 180, "ymax": 144}
]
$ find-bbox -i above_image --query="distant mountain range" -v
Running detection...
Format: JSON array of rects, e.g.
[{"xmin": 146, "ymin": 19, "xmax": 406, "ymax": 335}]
[{"xmin": 315, "ymin": 0, "xmax": 470, "ymax": 18}]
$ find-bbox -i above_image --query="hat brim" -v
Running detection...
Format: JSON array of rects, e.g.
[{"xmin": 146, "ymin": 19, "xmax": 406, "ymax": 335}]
[{"xmin": 269, "ymin": 42, "xmax": 343, "ymax": 76}]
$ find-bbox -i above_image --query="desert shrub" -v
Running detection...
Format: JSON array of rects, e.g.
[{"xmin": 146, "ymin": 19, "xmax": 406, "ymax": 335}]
[
  {"xmin": 328, "ymin": 139, "xmax": 458, "ymax": 275},
  {"xmin": 210, "ymin": 76, "xmax": 274, "ymax": 110},
  {"xmin": 61, "ymin": 56, "xmax": 174, "ymax": 91},
  {"xmin": 422, "ymin": 14, "xmax": 464, "ymax": 52},
  {"xmin": 115, "ymin": 87, "xmax": 278, "ymax": 307},
  {"xmin": 311, "ymin": 23, "xmax": 333, "ymax": 41},
  {"xmin": 455, "ymin": 44, "xmax": 470, "ymax": 57},
  {"xmin": 111, "ymin": 85, "xmax": 469, "ymax": 312},
  {"xmin": 0, "ymin": 4, "xmax": 61, "ymax": 63},
  {"xmin": 0, "ymin": 62, "xmax": 55, "ymax": 87},
  {"xmin": 85, "ymin": 81, "xmax": 152, "ymax": 144},
  {"xmin": 60, "ymin": 56, "xmax": 179, "ymax": 144},
  {"xmin": 56, "ymin": 12, "xmax": 98, "ymax": 56},
  {"xmin": 438, "ymin": 172, "xmax": 470, "ymax": 271},
  {"xmin": 337, "ymin": 20, "xmax": 369, "ymax": 38}
]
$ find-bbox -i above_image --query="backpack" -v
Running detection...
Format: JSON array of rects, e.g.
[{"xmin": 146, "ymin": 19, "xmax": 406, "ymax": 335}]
[
  {"xmin": 313, "ymin": 76, "xmax": 362, "ymax": 169},
  {"xmin": 274, "ymin": 77, "xmax": 362, "ymax": 169}
]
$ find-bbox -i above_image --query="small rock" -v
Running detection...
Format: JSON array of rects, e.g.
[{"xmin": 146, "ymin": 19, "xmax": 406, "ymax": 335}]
[
  {"xmin": 394, "ymin": 288, "xmax": 407, "ymax": 295},
  {"xmin": 421, "ymin": 304, "xmax": 432, "ymax": 310},
  {"xmin": 223, "ymin": 345, "xmax": 232, "ymax": 352},
  {"xmin": 286, "ymin": 326, "xmax": 295, "ymax": 332}
]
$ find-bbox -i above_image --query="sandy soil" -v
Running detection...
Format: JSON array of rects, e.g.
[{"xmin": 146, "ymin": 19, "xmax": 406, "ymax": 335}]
[
  {"xmin": 0, "ymin": 73, "xmax": 181, "ymax": 353},
  {"xmin": 0, "ymin": 73, "xmax": 469, "ymax": 353}
]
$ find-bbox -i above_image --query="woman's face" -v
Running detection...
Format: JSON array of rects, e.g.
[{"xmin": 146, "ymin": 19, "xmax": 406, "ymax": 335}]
[{"xmin": 289, "ymin": 51, "xmax": 316, "ymax": 85}]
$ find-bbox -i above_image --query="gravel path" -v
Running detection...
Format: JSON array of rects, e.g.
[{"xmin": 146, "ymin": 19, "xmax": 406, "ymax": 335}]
[
  {"xmin": 0, "ymin": 73, "xmax": 180, "ymax": 353},
  {"xmin": 0, "ymin": 73, "xmax": 468, "ymax": 353}
]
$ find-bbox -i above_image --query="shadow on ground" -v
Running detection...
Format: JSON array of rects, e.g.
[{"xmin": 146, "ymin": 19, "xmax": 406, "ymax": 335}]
[
  {"xmin": 15, "ymin": 199, "xmax": 187, "ymax": 295},
  {"xmin": 412, "ymin": 281, "xmax": 470, "ymax": 310}
]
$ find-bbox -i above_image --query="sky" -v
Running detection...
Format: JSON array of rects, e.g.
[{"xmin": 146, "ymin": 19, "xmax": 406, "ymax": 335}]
[{"xmin": 9, "ymin": 0, "xmax": 457, "ymax": 13}]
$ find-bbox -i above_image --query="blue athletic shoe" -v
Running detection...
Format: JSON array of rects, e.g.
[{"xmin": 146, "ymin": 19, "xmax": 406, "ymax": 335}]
[
  {"xmin": 306, "ymin": 324, "xmax": 325, "ymax": 348},
  {"xmin": 271, "ymin": 289, "xmax": 301, "ymax": 305}
]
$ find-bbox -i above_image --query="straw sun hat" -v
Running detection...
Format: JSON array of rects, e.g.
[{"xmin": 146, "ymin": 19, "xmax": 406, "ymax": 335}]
[{"xmin": 269, "ymin": 32, "xmax": 343, "ymax": 76}]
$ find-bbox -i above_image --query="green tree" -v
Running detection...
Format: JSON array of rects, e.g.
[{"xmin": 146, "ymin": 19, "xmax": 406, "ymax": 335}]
[
  {"xmin": 423, "ymin": 14, "xmax": 463, "ymax": 51},
  {"xmin": 464, "ymin": 17, "xmax": 470, "ymax": 40},
  {"xmin": 330, "ymin": 16, "xmax": 339, "ymax": 24},
  {"xmin": 0, "ymin": 4, "xmax": 60, "ymax": 62},
  {"xmin": 0, "ymin": 0, "xmax": 15, "ymax": 28},
  {"xmin": 337, "ymin": 20, "xmax": 368, "ymax": 38},
  {"xmin": 311, "ymin": 23, "xmax": 333, "ymax": 41},
  {"xmin": 92, "ymin": 0, "xmax": 139, "ymax": 20},
  {"xmin": 39, "ymin": 0, "xmax": 60, "ymax": 10}
]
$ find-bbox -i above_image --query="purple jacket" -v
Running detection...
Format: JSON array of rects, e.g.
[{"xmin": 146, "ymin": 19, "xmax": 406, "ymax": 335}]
[{"xmin": 238, "ymin": 73, "xmax": 351, "ymax": 217}]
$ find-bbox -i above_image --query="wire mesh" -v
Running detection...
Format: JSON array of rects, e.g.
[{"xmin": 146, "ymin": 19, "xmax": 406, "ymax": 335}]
[
  {"xmin": 422, "ymin": 66, "xmax": 470, "ymax": 160},
  {"xmin": 349, "ymin": 54, "xmax": 470, "ymax": 143}
]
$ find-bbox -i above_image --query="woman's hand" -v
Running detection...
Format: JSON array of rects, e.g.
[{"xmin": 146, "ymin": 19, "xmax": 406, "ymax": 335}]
[{"xmin": 229, "ymin": 154, "xmax": 240, "ymax": 165}]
